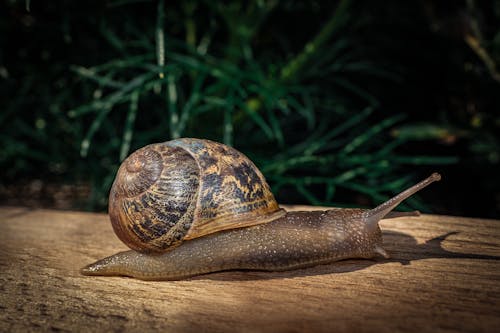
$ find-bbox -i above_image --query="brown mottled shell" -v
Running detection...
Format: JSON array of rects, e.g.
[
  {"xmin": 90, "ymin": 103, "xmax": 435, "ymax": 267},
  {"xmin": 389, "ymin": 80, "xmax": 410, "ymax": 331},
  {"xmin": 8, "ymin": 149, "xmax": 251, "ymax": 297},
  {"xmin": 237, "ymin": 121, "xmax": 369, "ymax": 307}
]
[{"xmin": 108, "ymin": 138, "xmax": 285, "ymax": 253}]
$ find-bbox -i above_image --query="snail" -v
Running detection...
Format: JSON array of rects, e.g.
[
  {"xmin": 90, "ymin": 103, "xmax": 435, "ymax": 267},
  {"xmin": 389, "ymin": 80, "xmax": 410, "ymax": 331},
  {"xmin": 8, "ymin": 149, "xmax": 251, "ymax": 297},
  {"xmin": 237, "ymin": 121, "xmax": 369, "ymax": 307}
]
[{"xmin": 81, "ymin": 138, "xmax": 441, "ymax": 280}]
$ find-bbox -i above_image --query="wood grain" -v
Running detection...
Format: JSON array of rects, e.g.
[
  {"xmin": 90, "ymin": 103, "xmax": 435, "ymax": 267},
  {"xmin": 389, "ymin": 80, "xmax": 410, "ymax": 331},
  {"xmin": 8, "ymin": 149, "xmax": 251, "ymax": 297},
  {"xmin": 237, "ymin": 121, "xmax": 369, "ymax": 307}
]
[{"xmin": 0, "ymin": 206, "xmax": 499, "ymax": 332}]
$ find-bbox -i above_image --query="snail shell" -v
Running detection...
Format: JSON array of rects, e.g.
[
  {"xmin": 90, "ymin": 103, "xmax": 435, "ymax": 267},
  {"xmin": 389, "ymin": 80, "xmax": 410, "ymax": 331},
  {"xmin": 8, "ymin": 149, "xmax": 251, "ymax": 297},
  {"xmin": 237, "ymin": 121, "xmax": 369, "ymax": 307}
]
[{"xmin": 109, "ymin": 138, "xmax": 285, "ymax": 253}]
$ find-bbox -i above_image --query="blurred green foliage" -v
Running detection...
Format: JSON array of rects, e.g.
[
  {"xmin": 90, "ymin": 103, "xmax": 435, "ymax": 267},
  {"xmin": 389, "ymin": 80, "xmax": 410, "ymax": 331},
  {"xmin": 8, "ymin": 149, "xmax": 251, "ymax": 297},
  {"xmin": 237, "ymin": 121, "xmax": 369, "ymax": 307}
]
[{"xmin": 1, "ymin": 0, "xmax": 499, "ymax": 217}]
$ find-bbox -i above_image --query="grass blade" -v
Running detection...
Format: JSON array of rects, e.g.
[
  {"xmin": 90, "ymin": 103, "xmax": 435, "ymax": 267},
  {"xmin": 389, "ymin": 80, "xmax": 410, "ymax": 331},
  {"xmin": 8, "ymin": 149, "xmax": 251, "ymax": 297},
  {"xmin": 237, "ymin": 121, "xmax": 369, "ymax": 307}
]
[{"xmin": 119, "ymin": 90, "xmax": 139, "ymax": 161}]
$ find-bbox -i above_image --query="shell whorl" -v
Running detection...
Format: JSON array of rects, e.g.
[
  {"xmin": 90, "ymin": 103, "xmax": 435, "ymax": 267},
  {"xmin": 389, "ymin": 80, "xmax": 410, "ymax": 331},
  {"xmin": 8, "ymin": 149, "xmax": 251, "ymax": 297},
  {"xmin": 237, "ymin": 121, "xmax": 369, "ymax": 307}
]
[
  {"xmin": 109, "ymin": 138, "xmax": 285, "ymax": 253},
  {"xmin": 114, "ymin": 147, "xmax": 163, "ymax": 197}
]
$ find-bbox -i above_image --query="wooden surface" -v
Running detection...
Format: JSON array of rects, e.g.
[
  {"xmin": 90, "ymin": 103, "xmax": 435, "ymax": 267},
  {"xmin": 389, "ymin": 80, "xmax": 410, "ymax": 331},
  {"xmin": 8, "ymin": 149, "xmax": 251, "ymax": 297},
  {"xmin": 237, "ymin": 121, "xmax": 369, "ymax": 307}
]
[{"xmin": 0, "ymin": 206, "xmax": 499, "ymax": 333}]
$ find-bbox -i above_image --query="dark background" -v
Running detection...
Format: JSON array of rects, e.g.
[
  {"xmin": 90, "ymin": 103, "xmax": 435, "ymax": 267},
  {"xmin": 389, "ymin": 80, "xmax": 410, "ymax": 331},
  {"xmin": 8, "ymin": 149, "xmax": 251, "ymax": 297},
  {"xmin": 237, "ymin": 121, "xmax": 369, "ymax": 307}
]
[{"xmin": 1, "ymin": 0, "xmax": 499, "ymax": 218}]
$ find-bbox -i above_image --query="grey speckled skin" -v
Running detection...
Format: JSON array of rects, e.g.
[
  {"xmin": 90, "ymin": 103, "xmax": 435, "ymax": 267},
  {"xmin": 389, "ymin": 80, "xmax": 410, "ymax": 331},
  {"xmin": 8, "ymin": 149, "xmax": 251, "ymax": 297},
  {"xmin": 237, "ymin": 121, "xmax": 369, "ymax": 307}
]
[
  {"xmin": 81, "ymin": 173, "xmax": 440, "ymax": 281},
  {"xmin": 82, "ymin": 209, "xmax": 383, "ymax": 280}
]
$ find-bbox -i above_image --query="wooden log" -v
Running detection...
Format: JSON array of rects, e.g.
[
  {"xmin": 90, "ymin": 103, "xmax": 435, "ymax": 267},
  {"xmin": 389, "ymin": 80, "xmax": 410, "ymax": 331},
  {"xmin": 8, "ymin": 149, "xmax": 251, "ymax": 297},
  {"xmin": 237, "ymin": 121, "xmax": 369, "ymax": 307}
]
[{"xmin": 0, "ymin": 206, "xmax": 499, "ymax": 332}]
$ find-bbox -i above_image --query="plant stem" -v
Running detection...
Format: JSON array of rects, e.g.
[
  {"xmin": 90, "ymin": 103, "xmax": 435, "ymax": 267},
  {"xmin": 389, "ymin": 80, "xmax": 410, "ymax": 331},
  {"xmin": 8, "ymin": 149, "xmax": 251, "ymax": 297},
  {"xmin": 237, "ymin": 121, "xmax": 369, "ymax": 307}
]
[
  {"xmin": 156, "ymin": 0, "xmax": 165, "ymax": 79},
  {"xmin": 183, "ymin": 1, "xmax": 197, "ymax": 47},
  {"xmin": 280, "ymin": 0, "xmax": 351, "ymax": 82},
  {"xmin": 464, "ymin": 0, "xmax": 500, "ymax": 82},
  {"xmin": 464, "ymin": 35, "xmax": 500, "ymax": 83}
]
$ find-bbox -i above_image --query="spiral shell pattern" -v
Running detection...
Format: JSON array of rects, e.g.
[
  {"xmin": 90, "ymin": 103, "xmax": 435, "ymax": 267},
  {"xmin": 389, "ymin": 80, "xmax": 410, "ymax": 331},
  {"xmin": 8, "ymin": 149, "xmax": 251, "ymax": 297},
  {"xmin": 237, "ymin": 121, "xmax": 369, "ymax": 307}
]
[{"xmin": 109, "ymin": 138, "xmax": 284, "ymax": 253}]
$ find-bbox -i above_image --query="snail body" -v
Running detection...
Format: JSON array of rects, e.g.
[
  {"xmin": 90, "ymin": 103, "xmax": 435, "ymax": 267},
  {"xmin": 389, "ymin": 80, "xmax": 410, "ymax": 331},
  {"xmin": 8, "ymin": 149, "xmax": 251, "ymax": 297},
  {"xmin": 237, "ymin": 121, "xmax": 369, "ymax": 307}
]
[{"xmin": 82, "ymin": 138, "xmax": 441, "ymax": 280}]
